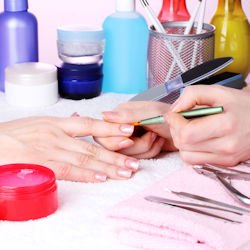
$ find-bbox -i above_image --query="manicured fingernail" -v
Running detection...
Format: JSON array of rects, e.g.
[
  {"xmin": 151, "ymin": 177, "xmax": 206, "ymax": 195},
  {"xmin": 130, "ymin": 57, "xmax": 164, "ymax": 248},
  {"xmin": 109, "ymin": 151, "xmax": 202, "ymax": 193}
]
[
  {"xmin": 170, "ymin": 99, "xmax": 181, "ymax": 112},
  {"xmin": 118, "ymin": 168, "xmax": 132, "ymax": 178},
  {"xmin": 95, "ymin": 173, "xmax": 107, "ymax": 182},
  {"xmin": 119, "ymin": 139, "xmax": 134, "ymax": 149},
  {"xmin": 102, "ymin": 111, "xmax": 120, "ymax": 120},
  {"xmin": 120, "ymin": 124, "xmax": 134, "ymax": 134},
  {"xmin": 151, "ymin": 132, "xmax": 157, "ymax": 141},
  {"xmin": 126, "ymin": 159, "xmax": 140, "ymax": 171},
  {"xmin": 71, "ymin": 112, "xmax": 80, "ymax": 117}
]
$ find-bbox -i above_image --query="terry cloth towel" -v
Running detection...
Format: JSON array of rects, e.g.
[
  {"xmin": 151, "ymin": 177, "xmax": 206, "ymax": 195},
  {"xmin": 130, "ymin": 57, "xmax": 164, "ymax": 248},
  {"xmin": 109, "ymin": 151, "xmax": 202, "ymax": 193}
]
[{"xmin": 106, "ymin": 165, "xmax": 250, "ymax": 250}]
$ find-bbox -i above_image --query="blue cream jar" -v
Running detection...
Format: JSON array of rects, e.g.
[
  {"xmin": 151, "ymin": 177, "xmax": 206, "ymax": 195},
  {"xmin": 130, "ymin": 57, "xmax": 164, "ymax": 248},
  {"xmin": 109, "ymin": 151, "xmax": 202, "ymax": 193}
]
[{"xmin": 57, "ymin": 62, "xmax": 103, "ymax": 100}]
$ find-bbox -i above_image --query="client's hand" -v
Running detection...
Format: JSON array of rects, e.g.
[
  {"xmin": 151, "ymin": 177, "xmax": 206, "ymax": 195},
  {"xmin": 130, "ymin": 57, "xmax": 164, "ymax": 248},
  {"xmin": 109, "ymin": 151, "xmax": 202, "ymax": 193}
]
[
  {"xmin": 96, "ymin": 101, "xmax": 177, "ymax": 159},
  {"xmin": 166, "ymin": 85, "xmax": 250, "ymax": 166},
  {"xmin": 0, "ymin": 116, "xmax": 139, "ymax": 182}
]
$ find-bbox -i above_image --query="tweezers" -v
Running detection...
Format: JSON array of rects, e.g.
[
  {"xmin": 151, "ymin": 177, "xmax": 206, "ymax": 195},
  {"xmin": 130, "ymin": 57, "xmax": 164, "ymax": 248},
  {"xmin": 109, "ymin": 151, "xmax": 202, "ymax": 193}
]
[{"xmin": 193, "ymin": 164, "xmax": 250, "ymax": 206}]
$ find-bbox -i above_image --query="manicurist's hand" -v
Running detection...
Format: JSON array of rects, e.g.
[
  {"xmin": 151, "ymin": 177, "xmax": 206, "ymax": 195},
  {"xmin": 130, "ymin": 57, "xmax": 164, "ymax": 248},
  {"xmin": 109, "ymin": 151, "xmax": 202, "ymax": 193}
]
[
  {"xmin": 166, "ymin": 85, "xmax": 250, "ymax": 166},
  {"xmin": 0, "ymin": 116, "xmax": 140, "ymax": 182},
  {"xmin": 95, "ymin": 101, "xmax": 177, "ymax": 159}
]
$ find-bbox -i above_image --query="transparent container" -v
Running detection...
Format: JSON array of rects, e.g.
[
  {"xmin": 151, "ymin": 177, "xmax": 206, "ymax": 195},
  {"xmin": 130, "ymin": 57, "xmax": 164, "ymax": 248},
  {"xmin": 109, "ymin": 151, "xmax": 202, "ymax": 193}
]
[{"xmin": 148, "ymin": 21, "xmax": 215, "ymax": 88}]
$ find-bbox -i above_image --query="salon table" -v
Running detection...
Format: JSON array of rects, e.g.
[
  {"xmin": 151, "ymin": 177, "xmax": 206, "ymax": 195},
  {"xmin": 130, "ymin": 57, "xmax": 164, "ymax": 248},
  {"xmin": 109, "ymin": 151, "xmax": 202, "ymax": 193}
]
[{"xmin": 0, "ymin": 91, "xmax": 249, "ymax": 250}]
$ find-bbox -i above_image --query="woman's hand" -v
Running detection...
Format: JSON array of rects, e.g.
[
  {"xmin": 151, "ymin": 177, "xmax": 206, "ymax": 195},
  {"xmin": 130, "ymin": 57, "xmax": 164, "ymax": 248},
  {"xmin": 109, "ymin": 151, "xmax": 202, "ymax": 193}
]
[
  {"xmin": 0, "ymin": 116, "xmax": 140, "ymax": 182},
  {"xmin": 95, "ymin": 101, "xmax": 177, "ymax": 159},
  {"xmin": 166, "ymin": 85, "xmax": 250, "ymax": 166}
]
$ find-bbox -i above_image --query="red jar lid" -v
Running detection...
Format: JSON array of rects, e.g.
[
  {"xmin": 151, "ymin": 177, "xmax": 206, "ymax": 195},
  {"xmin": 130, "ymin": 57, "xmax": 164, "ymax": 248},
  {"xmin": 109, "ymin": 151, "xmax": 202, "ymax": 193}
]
[{"xmin": 0, "ymin": 163, "xmax": 58, "ymax": 221}]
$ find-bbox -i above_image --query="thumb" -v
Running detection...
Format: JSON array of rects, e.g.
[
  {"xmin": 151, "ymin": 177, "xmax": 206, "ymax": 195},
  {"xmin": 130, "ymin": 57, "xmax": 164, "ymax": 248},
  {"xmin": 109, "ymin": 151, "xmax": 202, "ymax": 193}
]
[{"xmin": 170, "ymin": 85, "xmax": 224, "ymax": 112}]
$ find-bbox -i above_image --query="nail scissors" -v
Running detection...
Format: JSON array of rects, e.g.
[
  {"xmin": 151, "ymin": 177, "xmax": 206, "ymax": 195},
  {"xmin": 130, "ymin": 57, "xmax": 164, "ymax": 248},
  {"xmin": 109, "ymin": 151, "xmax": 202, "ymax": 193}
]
[{"xmin": 193, "ymin": 163, "xmax": 250, "ymax": 206}]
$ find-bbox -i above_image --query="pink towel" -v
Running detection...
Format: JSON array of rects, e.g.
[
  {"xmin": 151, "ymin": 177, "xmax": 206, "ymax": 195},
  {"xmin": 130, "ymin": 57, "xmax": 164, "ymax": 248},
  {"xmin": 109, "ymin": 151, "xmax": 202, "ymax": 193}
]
[{"xmin": 106, "ymin": 165, "xmax": 250, "ymax": 250}]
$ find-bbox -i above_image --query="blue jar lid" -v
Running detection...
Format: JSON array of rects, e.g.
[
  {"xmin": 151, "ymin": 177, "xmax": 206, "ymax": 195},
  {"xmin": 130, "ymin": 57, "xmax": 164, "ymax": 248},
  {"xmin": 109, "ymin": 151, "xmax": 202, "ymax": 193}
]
[
  {"xmin": 57, "ymin": 25, "xmax": 104, "ymax": 42},
  {"xmin": 57, "ymin": 63, "xmax": 103, "ymax": 80}
]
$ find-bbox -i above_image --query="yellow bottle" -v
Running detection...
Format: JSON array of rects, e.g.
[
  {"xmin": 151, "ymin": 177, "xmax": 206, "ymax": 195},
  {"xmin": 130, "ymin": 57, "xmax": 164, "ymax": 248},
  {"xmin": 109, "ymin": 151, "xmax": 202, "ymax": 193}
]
[{"xmin": 210, "ymin": 0, "xmax": 250, "ymax": 79}]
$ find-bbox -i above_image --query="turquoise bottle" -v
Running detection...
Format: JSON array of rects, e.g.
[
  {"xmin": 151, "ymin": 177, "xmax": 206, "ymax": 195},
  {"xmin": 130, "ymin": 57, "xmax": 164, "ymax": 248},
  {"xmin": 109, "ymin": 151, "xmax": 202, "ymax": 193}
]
[{"xmin": 102, "ymin": 0, "xmax": 149, "ymax": 94}]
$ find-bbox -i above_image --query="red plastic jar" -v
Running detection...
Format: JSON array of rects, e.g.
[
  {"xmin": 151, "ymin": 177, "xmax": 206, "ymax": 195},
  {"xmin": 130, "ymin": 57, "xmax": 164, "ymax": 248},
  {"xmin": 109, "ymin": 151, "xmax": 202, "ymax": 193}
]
[{"xmin": 0, "ymin": 163, "xmax": 58, "ymax": 221}]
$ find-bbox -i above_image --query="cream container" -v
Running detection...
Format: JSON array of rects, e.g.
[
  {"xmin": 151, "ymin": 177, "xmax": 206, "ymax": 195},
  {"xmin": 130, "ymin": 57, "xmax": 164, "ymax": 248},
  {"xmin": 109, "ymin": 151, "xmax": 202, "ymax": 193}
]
[{"xmin": 5, "ymin": 62, "xmax": 58, "ymax": 107}]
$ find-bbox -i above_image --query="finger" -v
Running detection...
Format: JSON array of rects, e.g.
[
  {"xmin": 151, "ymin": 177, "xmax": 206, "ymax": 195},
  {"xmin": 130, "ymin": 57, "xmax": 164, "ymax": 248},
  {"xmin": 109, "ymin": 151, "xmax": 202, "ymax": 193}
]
[
  {"xmin": 118, "ymin": 131, "xmax": 157, "ymax": 156},
  {"xmin": 179, "ymin": 150, "xmax": 239, "ymax": 167},
  {"xmin": 57, "ymin": 137, "xmax": 140, "ymax": 171},
  {"xmin": 94, "ymin": 136, "xmax": 134, "ymax": 151},
  {"xmin": 132, "ymin": 137, "xmax": 165, "ymax": 159},
  {"xmin": 102, "ymin": 101, "xmax": 170, "ymax": 123},
  {"xmin": 52, "ymin": 117, "xmax": 135, "ymax": 138},
  {"xmin": 44, "ymin": 161, "xmax": 107, "ymax": 183},
  {"xmin": 166, "ymin": 112, "xmax": 229, "ymax": 145},
  {"xmin": 170, "ymin": 85, "xmax": 227, "ymax": 112},
  {"xmin": 45, "ymin": 149, "xmax": 134, "ymax": 180}
]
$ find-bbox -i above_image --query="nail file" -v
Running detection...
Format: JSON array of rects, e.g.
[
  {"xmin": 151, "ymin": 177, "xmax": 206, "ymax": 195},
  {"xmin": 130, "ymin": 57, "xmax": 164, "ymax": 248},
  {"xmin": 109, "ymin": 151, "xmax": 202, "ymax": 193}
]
[{"xmin": 129, "ymin": 57, "xmax": 234, "ymax": 102}]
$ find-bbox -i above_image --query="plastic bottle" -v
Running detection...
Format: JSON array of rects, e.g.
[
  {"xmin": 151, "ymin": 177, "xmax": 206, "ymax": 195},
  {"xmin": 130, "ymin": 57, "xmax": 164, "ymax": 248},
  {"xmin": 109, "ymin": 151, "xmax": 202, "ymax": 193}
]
[
  {"xmin": 0, "ymin": 0, "xmax": 38, "ymax": 91},
  {"xmin": 158, "ymin": 0, "xmax": 190, "ymax": 23},
  {"xmin": 210, "ymin": 0, "xmax": 250, "ymax": 79},
  {"xmin": 102, "ymin": 0, "xmax": 149, "ymax": 94}
]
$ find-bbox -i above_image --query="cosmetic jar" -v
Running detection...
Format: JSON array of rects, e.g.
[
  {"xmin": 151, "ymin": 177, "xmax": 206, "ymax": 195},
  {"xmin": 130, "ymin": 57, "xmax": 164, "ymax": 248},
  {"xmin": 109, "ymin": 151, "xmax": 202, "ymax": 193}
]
[
  {"xmin": 57, "ymin": 62, "xmax": 103, "ymax": 100},
  {"xmin": 57, "ymin": 25, "xmax": 104, "ymax": 64},
  {"xmin": 5, "ymin": 62, "xmax": 58, "ymax": 107},
  {"xmin": 0, "ymin": 163, "xmax": 58, "ymax": 221}
]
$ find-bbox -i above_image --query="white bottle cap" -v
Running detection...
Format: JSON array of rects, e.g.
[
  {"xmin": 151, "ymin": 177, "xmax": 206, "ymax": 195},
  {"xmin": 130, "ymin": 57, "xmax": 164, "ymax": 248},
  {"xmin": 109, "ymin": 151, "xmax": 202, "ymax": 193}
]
[
  {"xmin": 116, "ymin": 0, "xmax": 135, "ymax": 12},
  {"xmin": 5, "ymin": 62, "xmax": 58, "ymax": 107}
]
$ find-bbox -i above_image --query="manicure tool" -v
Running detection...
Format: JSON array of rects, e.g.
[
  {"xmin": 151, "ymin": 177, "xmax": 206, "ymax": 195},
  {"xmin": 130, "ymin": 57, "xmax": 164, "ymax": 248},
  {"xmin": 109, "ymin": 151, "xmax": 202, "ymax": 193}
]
[
  {"xmin": 164, "ymin": 188, "xmax": 250, "ymax": 214},
  {"xmin": 193, "ymin": 164, "xmax": 250, "ymax": 206},
  {"xmin": 133, "ymin": 106, "xmax": 223, "ymax": 126},
  {"xmin": 166, "ymin": 0, "xmax": 202, "ymax": 80},
  {"xmin": 129, "ymin": 57, "xmax": 233, "ymax": 102},
  {"xmin": 145, "ymin": 195, "xmax": 241, "ymax": 224},
  {"xmin": 138, "ymin": 0, "xmax": 186, "ymax": 72}
]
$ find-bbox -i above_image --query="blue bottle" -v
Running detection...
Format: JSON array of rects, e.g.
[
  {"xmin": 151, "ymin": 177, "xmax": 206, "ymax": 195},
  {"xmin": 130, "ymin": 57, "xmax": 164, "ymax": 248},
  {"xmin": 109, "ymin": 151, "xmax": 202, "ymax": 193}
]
[
  {"xmin": 102, "ymin": 0, "xmax": 149, "ymax": 94},
  {"xmin": 0, "ymin": 0, "xmax": 38, "ymax": 92}
]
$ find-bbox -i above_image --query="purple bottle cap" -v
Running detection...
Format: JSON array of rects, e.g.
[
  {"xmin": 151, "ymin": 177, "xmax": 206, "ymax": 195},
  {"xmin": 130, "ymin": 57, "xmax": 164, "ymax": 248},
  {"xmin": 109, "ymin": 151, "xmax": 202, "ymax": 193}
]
[{"xmin": 4, "ymin": 0, "xmax": 28, "ymax": 12}]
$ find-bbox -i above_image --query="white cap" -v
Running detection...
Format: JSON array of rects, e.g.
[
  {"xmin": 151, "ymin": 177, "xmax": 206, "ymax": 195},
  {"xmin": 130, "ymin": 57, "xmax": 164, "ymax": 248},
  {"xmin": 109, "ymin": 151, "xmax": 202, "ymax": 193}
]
[
  {"xmin": 116, "ymin": 0, "xmax": 135, "ymax": 12},
  {"xmin": 5, "ymin": 62, "xmax": 58, "ymax": 107}
]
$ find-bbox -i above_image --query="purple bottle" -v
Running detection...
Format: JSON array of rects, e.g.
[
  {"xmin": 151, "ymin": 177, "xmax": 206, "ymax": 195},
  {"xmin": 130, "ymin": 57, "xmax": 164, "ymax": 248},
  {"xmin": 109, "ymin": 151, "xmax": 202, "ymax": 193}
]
[{"xmin": 0, "ymin": 0, "xmax": 38, "ymax": 91}]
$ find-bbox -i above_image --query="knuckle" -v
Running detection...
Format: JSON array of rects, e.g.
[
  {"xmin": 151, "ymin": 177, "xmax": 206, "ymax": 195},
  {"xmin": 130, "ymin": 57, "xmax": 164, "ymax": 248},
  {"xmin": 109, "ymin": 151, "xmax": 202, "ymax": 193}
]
[
  {"xmin": 57, "ymin": 164, "xmax": 72, "ymax": 179},
  {"xmin": 85, "ymin": 143, "xmax": 99, "ymax": 157},
  {"xmin": 78, "ymin": 153, "xmax": 90, "ymax": 167},
  {"xmin": 82, "ymin": 117, "xmax": 94, "ymax": 130},
  {"xmin": 222, "ymin": 140, "xmax": 238, "ymax": 155}
]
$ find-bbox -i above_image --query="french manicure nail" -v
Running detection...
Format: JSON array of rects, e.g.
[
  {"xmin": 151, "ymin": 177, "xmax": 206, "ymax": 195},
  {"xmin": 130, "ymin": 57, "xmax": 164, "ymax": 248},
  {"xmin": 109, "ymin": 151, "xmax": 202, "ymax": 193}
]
[
  {"xmin": 119, "ymin": 139, "xmax": 134, "ymax": 149},
  {"xmin": 102, "ymin": 111, "xmax": 120, "ymax": 120},
  {"xmin": 120, "ymin": 124, "xmax": 134, "ymax": 134},
  {"xmin": 118, "ymin": 168, "xmax": 132, "ymax": 178},
  {"xmin": 95, "ymin": 173, "xmax": 107, "ymax": 182},
  {"xmin": 126, "ymin": 159, "xmax": 140, "ymax": 171}
]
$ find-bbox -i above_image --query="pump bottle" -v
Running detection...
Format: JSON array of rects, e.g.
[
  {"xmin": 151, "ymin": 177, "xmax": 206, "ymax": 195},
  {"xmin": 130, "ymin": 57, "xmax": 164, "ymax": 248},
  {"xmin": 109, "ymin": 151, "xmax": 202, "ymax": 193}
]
[
  {"xmin": 0, "ymin": 0, "xmax": 38, "ymax": 91},
  {"xmin": 102, "ymin": 0, "xmax": 149, "ymax": 94}
]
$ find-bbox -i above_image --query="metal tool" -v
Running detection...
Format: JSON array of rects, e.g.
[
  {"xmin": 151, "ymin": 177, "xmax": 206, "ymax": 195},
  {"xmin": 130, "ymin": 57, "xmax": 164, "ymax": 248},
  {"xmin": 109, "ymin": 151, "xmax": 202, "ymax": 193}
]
[
  {"xmin": 165, "ymin": 188, "xmax": 250, "ymax": 214},
  {"xmin": 193, "ymin": 164, "xmax": 250, "ymax": 206},
  {"xmin": 145, "ymin": 195, "xmax": 241, "ymax": 224},
  {"xmin": 130, "ymin": 57, "xmax": 233, "ymax": 102}
]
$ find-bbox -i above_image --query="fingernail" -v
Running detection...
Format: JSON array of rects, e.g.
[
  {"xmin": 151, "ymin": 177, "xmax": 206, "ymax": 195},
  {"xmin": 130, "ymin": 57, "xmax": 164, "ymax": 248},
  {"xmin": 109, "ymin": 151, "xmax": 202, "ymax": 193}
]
[
  {"xmin": 125, "ymin": 159, "xmax": 140, "ymax": 171},
  {"xmin": 151, "ymin": 132, "xmax": 157, "ymax": 141},
  {"xmin": 119, "ymin": 139, "xmax": 134, "ymax": 149},
  {"xmin": 170, "ymin": 99, "xmax": 181, "ymax": 112},
  {"xmin": 71, "ymin": 112, "xmax": 80, "ymax": 117},
  {"xmin": 120, "ymin": 124, "xmax": 134, "ymax": 134},
  {"xmin": 118, "ymin": 168, "xmax": 132, "ymax": 178},
  {"xmin": 102, "ymin": 111, "xmax": 120, "ymax": 120},
  {"xmin": 95, "ymin": 173, "xmax": 107, "ymax": 182}
]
